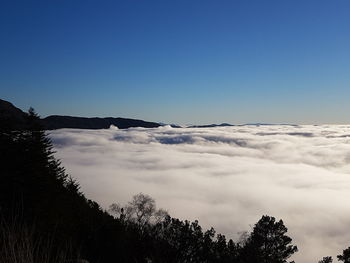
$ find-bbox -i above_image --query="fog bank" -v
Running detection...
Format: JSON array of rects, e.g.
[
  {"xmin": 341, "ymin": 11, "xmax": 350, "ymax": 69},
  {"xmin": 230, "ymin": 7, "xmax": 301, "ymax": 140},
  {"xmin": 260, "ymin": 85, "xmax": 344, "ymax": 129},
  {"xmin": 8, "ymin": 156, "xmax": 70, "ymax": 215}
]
[{"xmin": 49, "ymin": 125, "xmax": 350, "ymax": 263}]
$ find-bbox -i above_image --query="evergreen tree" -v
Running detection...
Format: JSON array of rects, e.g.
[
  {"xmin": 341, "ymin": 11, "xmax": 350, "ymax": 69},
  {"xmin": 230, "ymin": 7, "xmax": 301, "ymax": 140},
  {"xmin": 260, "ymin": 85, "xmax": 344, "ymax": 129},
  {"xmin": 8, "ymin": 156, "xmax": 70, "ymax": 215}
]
[
  {"xmin": 319, "ymin": 256, "xmax": 333, "ymax": 263},
  {"xmin": 338, "ymin": 247, "xmax": 350, "ymax": 263},
  {"xmin": 241, "ymin": 215, "xmax": 298, "ymax": 263}
]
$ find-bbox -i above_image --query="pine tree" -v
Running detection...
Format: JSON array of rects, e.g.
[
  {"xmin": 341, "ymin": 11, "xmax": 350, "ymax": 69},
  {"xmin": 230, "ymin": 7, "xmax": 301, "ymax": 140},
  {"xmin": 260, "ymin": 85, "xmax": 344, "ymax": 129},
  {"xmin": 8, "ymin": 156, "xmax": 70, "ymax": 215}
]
[
  {"xmin": 338, "ymin": 247, "xmax": 350, "ymax": 263},
  {"xmin": 242, "ymin": 215, "xmax": 298, "ymax": 263},
  {"xmin": 319, "ymin": 256, "xmax": 333, "ymax": 263}
]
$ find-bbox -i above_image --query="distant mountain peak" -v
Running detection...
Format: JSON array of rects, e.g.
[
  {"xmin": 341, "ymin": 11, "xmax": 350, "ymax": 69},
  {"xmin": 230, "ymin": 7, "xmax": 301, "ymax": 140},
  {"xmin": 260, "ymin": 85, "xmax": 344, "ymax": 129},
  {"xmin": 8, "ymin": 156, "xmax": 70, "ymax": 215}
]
[{"xmin": 188, "ymin": 123, "xmax": 234, "ymax": 128}]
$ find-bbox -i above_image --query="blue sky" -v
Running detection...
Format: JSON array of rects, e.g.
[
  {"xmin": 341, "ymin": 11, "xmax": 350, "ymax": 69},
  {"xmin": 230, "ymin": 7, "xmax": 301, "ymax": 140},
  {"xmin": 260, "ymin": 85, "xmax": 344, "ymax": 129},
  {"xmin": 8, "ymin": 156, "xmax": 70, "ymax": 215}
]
[{"xmin": 1, "ymin": 0, "xmax": 350, "ymax": 124}]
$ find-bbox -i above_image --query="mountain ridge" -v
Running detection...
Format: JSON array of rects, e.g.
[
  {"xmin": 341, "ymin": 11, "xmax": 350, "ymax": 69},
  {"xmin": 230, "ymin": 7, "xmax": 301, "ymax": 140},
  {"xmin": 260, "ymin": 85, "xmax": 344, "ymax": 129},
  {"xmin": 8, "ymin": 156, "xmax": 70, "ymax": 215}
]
[
  {"xmin": 188, "ymin": 123, "xmax": 234, "ymax": 128},
  {"xmin": 0, "ymin": 99, "xmax": 161, "ymax": 130}
]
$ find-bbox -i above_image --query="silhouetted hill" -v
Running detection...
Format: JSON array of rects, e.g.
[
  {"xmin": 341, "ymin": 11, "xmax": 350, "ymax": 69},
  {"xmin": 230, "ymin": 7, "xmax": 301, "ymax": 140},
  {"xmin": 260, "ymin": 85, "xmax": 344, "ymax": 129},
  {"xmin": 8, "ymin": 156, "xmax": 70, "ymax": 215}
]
[
  {"xmin": 0, "ymin": 99, "xmax": 161, "ymax": 130},
  {"xmin": 0, "ymin": 99, "xmax": 28, "ymax": 130},
  {"xmin": 43, "ymin": 115, "xmax": 161, "ymax": 130},
  {"xmin": 188, "ymin": 123, "xmax": 234, "ymax": 128},
  {"xmin": 242, "ymin": 123, "xmax": 298, "ymax": 126}
]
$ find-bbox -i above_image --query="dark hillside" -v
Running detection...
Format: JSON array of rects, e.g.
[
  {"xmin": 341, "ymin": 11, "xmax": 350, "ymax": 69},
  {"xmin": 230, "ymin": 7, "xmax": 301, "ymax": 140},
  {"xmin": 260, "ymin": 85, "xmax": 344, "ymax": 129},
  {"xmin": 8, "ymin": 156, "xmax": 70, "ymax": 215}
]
[
  {"xmin": 0, "ymin": 99, "xmax": 27, "ymax": 130},
  {"xmin": 43, "ymin": 115, "xmax": 160, "ymax": 129},
  {"xmin": 0, "ymin": 99, "xmax": 160, "ymax": 130}
]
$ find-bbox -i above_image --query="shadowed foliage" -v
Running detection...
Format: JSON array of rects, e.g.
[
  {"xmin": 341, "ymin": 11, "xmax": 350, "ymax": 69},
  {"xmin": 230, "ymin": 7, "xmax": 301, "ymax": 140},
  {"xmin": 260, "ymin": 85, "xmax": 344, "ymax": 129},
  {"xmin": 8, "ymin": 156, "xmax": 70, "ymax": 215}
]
[
  {"xmin": 319, "ymin": 256, "xmax": 333, "ymax": 263},
  {"xmin": 238, "ymin": 215, "xmax": 298, "ymax": 263},
  {"xmin": 338, "ymin": 248, "xmax": 350, "ymax": 263}
]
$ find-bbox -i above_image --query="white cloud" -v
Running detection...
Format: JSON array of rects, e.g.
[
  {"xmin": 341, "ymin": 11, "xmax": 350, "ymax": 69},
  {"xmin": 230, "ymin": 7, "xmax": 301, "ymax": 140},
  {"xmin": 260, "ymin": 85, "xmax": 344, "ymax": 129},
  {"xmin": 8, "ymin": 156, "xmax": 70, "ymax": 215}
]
[{"xmin": 49, "ymin": 125, "xmax": 350, "ymax": 263}]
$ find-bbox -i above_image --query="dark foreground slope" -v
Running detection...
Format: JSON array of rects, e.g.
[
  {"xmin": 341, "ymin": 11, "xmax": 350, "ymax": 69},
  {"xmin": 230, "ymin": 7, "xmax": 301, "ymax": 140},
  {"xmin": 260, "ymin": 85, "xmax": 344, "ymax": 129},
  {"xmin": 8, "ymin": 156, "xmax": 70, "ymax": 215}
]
[{"xmin": 0, "ymin": 99, "xmax": 160, "ymax": 130}]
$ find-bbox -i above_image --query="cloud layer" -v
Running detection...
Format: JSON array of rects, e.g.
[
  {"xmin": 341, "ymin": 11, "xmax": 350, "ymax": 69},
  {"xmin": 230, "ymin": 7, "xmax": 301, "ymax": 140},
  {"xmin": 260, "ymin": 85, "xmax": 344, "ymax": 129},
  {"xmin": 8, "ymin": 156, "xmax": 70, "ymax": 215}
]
[{"xmin": 49, "ymin": 125, "xmax": 350, "ymax": 263}]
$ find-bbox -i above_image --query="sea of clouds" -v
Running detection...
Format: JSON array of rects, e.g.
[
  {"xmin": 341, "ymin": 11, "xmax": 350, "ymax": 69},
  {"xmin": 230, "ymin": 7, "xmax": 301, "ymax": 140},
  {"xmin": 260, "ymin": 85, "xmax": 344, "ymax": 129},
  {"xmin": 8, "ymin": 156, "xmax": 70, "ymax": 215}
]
[{"xmin": 49, "ymin": 125, "xmax": 350, "ymax": 263}]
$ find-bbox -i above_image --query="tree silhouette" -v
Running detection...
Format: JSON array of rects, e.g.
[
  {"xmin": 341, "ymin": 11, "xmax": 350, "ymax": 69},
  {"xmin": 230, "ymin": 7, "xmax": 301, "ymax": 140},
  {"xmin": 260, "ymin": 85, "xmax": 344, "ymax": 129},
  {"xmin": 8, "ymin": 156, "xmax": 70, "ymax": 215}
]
[
  {"xmin": 109, "ymin": 193, "xmax": 168, "ymax": 228},
  {"xmin": 242, "ymin": 215, "xmax": 298, "ymax": 263},
  {"xmin": 338, "ymin": 247, "xmax": 350, "ymax": 263},
  {"xmin": 319, "ymin": 256, "xmax": 333, "ymax": 263}
]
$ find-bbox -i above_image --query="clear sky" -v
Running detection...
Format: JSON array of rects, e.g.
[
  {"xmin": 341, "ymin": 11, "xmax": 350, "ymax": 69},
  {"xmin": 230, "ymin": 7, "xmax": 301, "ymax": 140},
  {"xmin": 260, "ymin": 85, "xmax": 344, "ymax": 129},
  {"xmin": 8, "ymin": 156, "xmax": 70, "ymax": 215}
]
[{"xmin": 1, "ymin": 0, "xmax": 350, "ymax": 125}]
